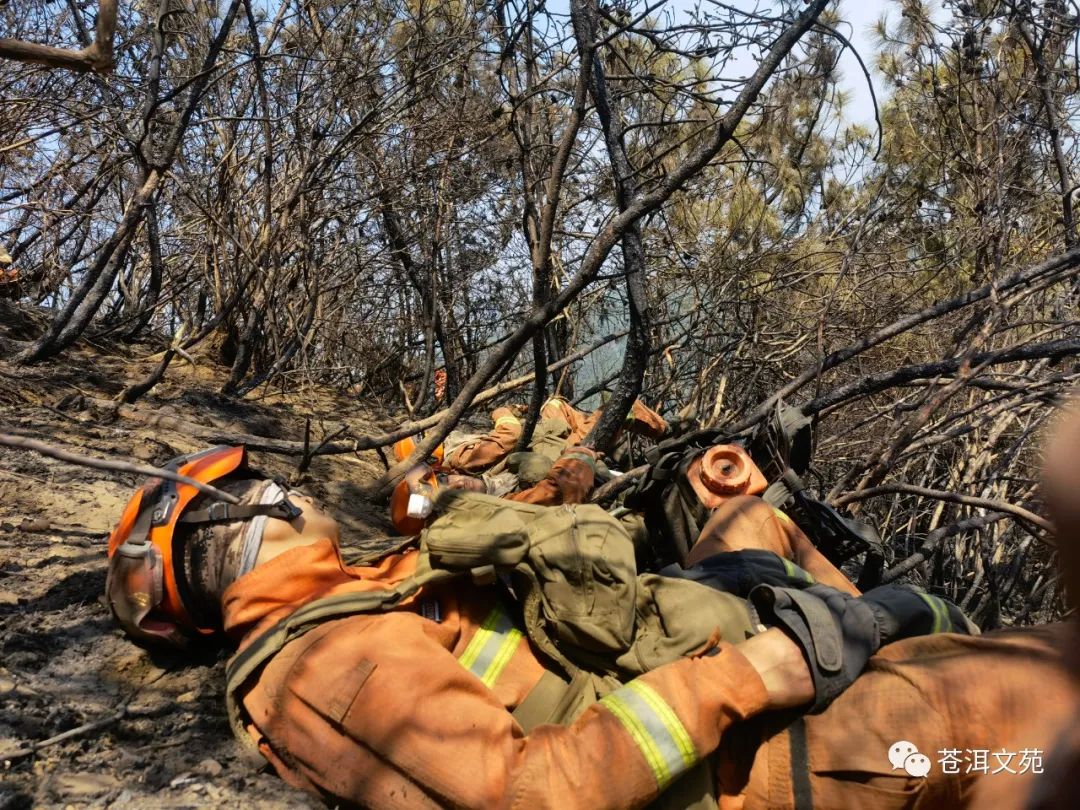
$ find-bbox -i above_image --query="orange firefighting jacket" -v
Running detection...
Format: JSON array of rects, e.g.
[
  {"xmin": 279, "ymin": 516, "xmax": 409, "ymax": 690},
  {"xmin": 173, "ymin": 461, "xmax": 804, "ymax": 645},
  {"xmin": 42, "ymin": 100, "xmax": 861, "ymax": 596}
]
[{"xmin": 223, "ymin": 538, "xmax": 770, "ymax": 809}]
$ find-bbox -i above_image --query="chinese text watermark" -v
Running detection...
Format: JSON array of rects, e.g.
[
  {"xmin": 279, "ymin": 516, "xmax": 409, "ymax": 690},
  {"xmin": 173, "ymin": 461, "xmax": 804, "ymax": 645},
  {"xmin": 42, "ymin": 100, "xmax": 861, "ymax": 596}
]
[{"xmin": 888, "ymin": 741, "xmax": 1043, "ymax": 778}]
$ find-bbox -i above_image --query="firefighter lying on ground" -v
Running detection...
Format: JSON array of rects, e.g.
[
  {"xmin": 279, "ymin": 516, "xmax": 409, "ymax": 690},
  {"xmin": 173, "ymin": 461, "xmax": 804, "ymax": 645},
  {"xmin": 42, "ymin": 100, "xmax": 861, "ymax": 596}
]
[
  {"xmin": 387, "ymin": 396, "xmax": 666, "ymax": 536},
  {"xmin": 105, "ymin": 441, "xmax": 1073, "ymax": 809},
  {"xmin": 442, "ymin": 395, "xmax": 668, "ymax": 476}
]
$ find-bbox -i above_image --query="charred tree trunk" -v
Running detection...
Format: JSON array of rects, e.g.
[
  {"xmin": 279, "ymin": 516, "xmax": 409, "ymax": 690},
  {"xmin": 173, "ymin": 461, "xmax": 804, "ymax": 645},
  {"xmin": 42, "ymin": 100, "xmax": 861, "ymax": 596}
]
[
  {"xmin": 572, "ymin": 0, "xmax": 652, "ymax": 455},
  {"xmin": 15, "ymin": 0, "xmax": 244, "ymax": 364}
]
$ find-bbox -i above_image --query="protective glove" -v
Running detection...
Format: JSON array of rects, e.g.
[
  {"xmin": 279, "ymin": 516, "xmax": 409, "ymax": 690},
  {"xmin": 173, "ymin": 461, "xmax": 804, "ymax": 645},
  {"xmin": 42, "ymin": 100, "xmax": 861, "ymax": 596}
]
[
  {"xmin": 750, "ymin": 582, "xmax": 977, "ymax": 713},
  {"xmin": 750, "ymin": 583, "xmax": 883, "ymax": 713}
]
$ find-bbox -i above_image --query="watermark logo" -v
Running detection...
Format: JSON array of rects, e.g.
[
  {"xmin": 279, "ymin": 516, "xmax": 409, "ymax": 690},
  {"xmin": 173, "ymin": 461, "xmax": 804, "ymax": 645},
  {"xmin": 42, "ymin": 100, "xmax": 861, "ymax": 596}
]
[
  {"xmin": 937, "ymin": 748, "xmax": 1044, "ymax": 775},
  {"xmin": 888, "ymin": 742, "xmax": 1045, "ymax": 778},
  {"xmin": 888, "ymin": 741, "xmax": 931, "ymax": 777}
]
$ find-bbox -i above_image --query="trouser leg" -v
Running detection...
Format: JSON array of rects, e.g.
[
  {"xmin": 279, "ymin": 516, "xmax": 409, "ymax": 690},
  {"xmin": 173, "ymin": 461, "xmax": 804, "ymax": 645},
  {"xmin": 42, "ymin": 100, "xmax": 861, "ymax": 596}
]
[
  {"xmin": 687, "ymin": 495, "xmax": 860, "ymax": 595},
  {"xmin": 667, "ymin": 549, "xmax": 819, "ymax": 597},
  {"xmin": 445, "ymin": 421, "xmax": 522, "ymax": 472}
]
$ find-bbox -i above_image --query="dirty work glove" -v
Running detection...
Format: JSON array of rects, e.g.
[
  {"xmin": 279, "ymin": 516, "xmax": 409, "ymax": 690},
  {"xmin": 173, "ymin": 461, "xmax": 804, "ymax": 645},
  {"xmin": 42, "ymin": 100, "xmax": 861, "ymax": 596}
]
[
  {"xmin": 860, "ymin": 585, "xmax": 979, "ymax": 644},
  {"xmin": 507, "ymin": 452, "xmax": 553, "ymax": 485},
  {"xmin": 749, "ymin": 583, "xmax": 889, "ymax": 713},
  {"xmin": 750, "ymin": 583, "xmax": 978, "ymax": 714}
]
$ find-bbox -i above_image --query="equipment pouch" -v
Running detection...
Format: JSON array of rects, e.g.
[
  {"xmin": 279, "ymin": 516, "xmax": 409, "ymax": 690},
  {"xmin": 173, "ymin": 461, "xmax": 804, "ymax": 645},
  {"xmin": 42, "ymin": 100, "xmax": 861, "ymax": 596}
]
[
  {"xmin": 523, "ymin": 502, "xmax": 637, "ymax": 656},
  {"xmin": 421, "ymin": 491, "xmax": 531, "ymax": 568},
  {"xmin": 423, "ymin": 490, "xmax": 638, "ymax": 659}
]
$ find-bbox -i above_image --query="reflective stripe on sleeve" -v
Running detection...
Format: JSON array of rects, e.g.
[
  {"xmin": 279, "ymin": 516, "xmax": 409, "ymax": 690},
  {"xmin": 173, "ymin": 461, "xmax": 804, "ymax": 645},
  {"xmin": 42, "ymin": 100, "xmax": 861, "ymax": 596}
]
[
  {"xmin": 599, "ymin": 680, "xmax": 698, "ymax": 789},
  {"xmin": 494, "ymin": 415, "xmax": 521, "ymax": 430},
  {"xmin": 457, "ymin": 605, "xmax": 524, "ymax": 688},
  {"xmin": 915, "ymin": 592, "xmax": 954, "ymax": 634},
  {"xmin": 781, "ymin": 557, "xmax": 815, "ymax": 585}
]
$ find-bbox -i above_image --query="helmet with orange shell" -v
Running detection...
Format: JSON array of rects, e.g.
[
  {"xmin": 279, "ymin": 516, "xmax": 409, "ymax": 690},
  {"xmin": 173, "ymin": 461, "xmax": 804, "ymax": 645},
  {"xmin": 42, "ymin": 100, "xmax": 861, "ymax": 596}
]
[
  {"xmin": 392, "ymin": 433, "xmax": 445, "ymax": 467},
  {"xmin": 106, "ymin": 445, "xmax": 302, "ymax": 647}
]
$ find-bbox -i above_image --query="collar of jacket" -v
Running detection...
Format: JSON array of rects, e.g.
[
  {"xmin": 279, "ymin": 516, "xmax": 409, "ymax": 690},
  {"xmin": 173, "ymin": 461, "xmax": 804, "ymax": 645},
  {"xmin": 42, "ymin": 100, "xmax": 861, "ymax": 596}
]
[{"xmin": 222, "ymin": 538, "xmax": 422, "ymax": 651}]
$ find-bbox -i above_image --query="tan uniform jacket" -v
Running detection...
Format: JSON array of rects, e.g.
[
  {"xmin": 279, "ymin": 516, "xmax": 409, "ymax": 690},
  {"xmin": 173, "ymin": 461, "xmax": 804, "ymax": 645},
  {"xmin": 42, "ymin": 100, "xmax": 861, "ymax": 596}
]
[{"xmin": 223, "ymin": 540, "xmax": 770, "ymax": 809}]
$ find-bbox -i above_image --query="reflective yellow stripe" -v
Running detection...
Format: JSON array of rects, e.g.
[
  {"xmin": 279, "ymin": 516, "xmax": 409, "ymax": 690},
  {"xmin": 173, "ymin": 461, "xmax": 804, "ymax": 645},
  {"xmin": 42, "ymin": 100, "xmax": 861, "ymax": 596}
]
[
  {"xmin": 457, "ymin": 606, "xmax": 523, "ymax": 688},
  {"xmin": 600, "ymin": 681, "xmax": 699, "ymax": 789},
  {"xmin": 625, "ymin": 682, "xmax": 697, "ymax": 768},
  {"xmin": 600, "ymin": 692, "xmax": 669, "ymax": 783},
  {"xmin": 781, "ymin": 557, "xmax": 815, "ymax": 585},
  {"xmin": 916, "ymin": 592, "xmax": 952, "ymax": 634},
  {"xmin": 772, "ymin": 507, "xmax": 793, "ymax": 524},
  {"xmin": 543, "ymin": 396, "xmax": 573, "ymax": 416},
  {"xmin": 494, "ymin": 415, "xmax": 521, "ymax": 430}
]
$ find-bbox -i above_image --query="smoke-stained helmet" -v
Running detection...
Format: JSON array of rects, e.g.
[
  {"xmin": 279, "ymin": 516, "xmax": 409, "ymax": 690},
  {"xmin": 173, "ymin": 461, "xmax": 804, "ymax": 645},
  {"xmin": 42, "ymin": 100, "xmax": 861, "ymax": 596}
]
[{"xmin": 105, "ymin": 446, "xmax": 301, "ymax": 647}]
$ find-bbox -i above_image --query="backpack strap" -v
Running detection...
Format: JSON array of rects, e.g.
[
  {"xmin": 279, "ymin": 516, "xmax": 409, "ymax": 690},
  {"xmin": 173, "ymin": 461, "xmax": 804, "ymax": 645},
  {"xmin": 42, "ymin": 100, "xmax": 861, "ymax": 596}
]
[
  {"xmin": 764, "ymin": 469, "xmax": 884, "ymax": 565},
  {"xmin": 626, "ymin": 437, "xmax": 722, "ymax": 568},
  {"xmin": 224, "ymin": 560, "xmax": 465, "ymax": 753},
  {"xmin": 179, "ymin": 498, "xmax": 302, "ymax": 524}
]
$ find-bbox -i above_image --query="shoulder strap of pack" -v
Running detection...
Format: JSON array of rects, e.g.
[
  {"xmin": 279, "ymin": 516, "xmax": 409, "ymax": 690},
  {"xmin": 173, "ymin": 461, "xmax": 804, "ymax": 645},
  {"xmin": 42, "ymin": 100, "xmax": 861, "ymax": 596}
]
[
  {"xmin": 178, "ymin": 499, "xmax": 302, "ymax": 525},
  {"xmin": 764, "ymin": 468, "xmax": 884, "ymax": 565},
  {"xmin": 742, "ymin": 402, "xmax": 811, "ymax": 481},
  {"xmin": 625, "ymin": 436, "xmax": 720, "ymax": 568},
  {"xmin": 224, "ymin": 558, "xmax": 465, "ymax": 753}
]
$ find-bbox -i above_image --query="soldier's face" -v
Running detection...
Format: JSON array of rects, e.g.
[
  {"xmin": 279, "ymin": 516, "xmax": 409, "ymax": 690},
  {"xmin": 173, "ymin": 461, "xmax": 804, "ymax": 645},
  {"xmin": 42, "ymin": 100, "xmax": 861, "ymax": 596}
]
[{"xmin": 441, "ymin": 474, "xmax": 486, "ymax": 493}]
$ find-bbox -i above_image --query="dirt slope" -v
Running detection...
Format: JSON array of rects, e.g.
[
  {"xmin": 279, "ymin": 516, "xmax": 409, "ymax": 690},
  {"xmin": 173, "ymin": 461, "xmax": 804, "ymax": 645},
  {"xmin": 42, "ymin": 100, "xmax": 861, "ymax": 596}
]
[{"xmin": 0, "ymin": 321, "xmax": 403, "ymax": 808}]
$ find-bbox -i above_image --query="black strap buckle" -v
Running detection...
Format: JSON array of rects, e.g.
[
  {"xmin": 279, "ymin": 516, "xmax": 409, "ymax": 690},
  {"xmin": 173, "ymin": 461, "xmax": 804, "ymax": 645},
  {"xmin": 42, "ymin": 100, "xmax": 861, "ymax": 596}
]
[
  {"xmin": 206, "ymin": 501, "xmax": 233, "ymax": 522},
  {"xmin": 274, "ymin": 498, "xmax": 303, "ymax": 521}
]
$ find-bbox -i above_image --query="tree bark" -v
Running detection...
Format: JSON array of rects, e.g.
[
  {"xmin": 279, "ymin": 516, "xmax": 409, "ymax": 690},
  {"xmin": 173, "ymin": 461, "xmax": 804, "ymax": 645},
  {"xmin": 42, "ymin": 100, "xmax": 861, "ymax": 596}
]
[
  {"xmin": 572, "ymin": 0, "xmax": 652, "ymax": 455},
  {"xmin": 0, "ymin": 0, "xmax": 116, "ymax": 72},
  {"xmin": 15, "ymin": 0, "xmax": 244, "ymax": 364}
]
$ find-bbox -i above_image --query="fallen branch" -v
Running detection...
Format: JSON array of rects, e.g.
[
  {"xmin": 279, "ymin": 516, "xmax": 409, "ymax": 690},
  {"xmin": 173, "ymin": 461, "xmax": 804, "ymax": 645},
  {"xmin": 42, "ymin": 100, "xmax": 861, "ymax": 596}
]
[
  {"xmin": 881, "ymin": 513, "xmax": 1015, "ymax": 583},
  {"xmin": 0, "ymin": 666, "xmax": 170, "ymax": 761},
  {"xmin": 0, "ymin": 707, "xmax": 126, "ymax": 761},
  {"xmin": 831, "ymin": 483, "xmax": 1053, "ymax": 533},
  {"xmin": 0, "ymin": 433, "xmax": 241, "ymax": 504},
  {"xmin": 590, "ymin": 468, "xmax": 645, "ymax": 503},
  {"xmin": 118, "ymin": 347, "xmax": 177, "ymax": 404}
]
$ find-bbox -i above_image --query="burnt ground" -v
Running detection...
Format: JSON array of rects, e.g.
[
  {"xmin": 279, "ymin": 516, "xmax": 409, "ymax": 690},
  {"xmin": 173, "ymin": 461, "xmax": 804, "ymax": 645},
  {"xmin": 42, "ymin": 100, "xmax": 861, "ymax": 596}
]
[{"xmin": 0, "ymin": 315, "xmax": 406, "ymax": 808}]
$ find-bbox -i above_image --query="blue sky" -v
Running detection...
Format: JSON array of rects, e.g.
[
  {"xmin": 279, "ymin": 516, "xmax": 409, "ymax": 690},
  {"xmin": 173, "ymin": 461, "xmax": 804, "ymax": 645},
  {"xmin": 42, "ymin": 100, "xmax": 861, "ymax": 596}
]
[
  {"xmin": 543, "ymin": 0, "xmax": 900, "ymax": 124},
  {"xmin": 835, "ymin": 0, "xmax": 892, "ymax": 124}
]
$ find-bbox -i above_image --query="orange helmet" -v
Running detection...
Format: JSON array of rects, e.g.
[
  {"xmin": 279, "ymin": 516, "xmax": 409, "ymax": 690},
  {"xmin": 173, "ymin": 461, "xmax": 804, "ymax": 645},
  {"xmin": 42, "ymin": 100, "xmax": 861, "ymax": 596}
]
[
  {"xmin": 388, "ymin": 464, "xmax": 441, "ymax": 536},
  {"xmin": 392, "ymin": 434, "xmax": 445, "ymax": 466},
  {"xmin": 106, "ymin": 445, "xmax": 301, "ymax": 647}
]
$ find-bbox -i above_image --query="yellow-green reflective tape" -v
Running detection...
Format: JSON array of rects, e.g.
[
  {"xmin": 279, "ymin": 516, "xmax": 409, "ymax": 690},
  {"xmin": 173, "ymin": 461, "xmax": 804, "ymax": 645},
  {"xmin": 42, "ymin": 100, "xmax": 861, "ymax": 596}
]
[
  {"xmin": 916, "ymin": 592, "xmax": 953, "ymax": 634},
  {"xmin": 781, "ymin": 557, "xmax": 815, "ymax": 585},
  {"xmin": 458, "ymin": 606, "xmax": 523, "ymax": 688},
  {"xmin": 600, "ymin": 681, "xmax": 698, "ymax": 789},
  {"xmin": 772, "ymin": 508, "xmax": 793, "ymax": 524}
]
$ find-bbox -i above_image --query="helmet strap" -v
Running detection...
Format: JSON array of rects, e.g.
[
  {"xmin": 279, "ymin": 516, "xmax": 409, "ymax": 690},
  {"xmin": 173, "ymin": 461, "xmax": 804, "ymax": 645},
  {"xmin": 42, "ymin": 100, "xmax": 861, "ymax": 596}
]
[{"xmin": 177, "ymin": 497, "xmax": 303, "ymax": 525}]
